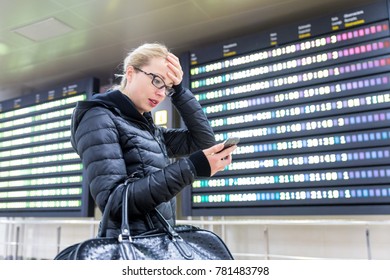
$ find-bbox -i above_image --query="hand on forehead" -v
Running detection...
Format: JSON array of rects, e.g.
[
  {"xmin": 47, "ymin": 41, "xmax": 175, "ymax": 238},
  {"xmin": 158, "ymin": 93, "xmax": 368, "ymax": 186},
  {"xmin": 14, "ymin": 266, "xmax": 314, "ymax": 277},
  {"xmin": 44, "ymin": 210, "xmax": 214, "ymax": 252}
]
[{"xmin": 166, "ymin": 53, "xmax": 183, "ymax": 86}]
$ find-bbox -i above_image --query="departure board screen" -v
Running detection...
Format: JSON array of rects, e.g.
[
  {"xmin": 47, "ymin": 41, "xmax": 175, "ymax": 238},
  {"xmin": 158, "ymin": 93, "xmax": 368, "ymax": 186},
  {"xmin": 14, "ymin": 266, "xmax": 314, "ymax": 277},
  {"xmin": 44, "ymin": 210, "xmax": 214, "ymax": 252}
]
[
  {"xmin": 0, "ymin": 78, "xmax": 99, "ymax": 217},
  {"xmin": 181, "ymin": 0, "xmax": 390, "ymax": 216}
]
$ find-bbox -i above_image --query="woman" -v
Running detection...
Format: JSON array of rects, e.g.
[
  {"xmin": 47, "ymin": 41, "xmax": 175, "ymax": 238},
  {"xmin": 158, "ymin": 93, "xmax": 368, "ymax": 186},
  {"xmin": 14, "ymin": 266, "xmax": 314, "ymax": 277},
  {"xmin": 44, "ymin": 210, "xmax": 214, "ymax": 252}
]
[{"xmin": 70, "ymin": 43, "xmax": 236, "ymax": 236}]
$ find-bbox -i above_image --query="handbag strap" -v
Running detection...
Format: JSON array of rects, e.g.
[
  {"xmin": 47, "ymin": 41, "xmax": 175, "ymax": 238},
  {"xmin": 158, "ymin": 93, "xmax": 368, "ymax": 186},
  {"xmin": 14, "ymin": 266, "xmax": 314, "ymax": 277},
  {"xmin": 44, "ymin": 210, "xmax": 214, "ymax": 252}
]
[
  {"xmin": 97, "ymin": 176, "xmax": 194, "ymax": 259},
  {"xmin": 98, "ymin": 174, "xmax": 139, "ymax": 238},
  {"xmin": 151, "ymin": 208, "xmax": 194, "ymax": 259},
  {"xmin": 119, "ymin": 182, "xmax": 131, "ymax": 241},
  {"xmin": 152, "ymin": 209, "xmax": 180, "ymax": 239},
  {"xmin": 97, "ymin": 182, "xmax": 125, "ymax": 237},
  {"xmin": 98, "ymin": 179, "xmax": 179, "ymax": 239},
  {"xmin": 118, "ymin": 186, "xmax": 183, "ymax": 243}
]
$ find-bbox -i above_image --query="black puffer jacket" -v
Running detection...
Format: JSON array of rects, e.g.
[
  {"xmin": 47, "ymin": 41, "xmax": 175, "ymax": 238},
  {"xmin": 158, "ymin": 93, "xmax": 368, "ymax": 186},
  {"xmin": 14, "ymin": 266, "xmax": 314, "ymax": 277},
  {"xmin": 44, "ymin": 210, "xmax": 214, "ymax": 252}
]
[{"xmin": 70, "ymin": 86, "xmax": 215, "ymax": 235}]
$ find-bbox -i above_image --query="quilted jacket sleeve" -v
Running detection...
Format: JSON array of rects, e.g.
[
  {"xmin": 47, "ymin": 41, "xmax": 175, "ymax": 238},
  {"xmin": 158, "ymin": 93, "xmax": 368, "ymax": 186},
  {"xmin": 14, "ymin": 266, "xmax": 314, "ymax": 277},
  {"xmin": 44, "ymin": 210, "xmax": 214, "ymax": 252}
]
[{"xmin": 163, "ymin": 85, "xmax": 216, "ymax": 157}]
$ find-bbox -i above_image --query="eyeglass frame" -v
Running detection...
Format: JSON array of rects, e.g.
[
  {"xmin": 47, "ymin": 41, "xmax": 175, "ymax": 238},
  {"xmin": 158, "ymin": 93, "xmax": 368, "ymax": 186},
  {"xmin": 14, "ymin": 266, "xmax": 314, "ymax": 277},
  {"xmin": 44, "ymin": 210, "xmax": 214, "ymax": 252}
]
[{"xmin": 133, "ymin": 67, "xmax": 175, "ymax": 97}]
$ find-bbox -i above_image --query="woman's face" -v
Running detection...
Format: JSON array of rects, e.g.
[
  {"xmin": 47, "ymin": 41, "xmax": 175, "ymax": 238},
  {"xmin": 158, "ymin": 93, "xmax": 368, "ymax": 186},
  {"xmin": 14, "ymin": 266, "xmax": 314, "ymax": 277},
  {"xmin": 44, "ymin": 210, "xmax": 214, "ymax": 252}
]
[{"xmin": 124, "ymin": 57, "xmax": 174, "ymax": 114}]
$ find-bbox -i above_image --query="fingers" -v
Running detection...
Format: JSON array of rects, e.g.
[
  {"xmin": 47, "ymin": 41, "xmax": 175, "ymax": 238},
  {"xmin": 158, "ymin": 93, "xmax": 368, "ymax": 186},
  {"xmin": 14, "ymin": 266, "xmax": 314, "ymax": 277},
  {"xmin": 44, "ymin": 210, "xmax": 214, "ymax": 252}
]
[
  {"xmin": 167, "ymin": 52, "xmax": 180, "ymax": 64},
  {"xmin": 203, "ymin": 143, "xmax": 237, "ymax": 176},
  {"xmin": 218, "ymin": 145, "xmax": 237, "ymax": 159},
  {"xmin": 166, "ymin": 53, "xmax": 183, "ymax": 85},
  {"xmin": 204, "ymin": 143, "xmax": 236, "ymax": 158},
  {"xmin": 204, "ymin": 143, "xmax": 224, "ymax": 155}
]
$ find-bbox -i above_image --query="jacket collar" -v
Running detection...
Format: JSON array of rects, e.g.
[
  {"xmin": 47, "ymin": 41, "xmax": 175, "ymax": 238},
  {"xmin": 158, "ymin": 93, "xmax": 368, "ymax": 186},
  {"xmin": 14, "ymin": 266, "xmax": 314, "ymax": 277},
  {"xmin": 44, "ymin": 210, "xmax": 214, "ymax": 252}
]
[{"xmin": 92, "ymin": 90, "xmax": 150, "ymax": 123}]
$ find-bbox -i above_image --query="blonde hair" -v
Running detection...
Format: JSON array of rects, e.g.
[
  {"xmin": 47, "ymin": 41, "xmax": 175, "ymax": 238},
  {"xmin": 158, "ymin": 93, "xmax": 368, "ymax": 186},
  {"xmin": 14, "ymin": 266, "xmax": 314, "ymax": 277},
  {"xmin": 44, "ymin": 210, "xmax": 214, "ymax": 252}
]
[{"xmin": 114, "ymin": 43, "xmax": 169, "ymax": 91}]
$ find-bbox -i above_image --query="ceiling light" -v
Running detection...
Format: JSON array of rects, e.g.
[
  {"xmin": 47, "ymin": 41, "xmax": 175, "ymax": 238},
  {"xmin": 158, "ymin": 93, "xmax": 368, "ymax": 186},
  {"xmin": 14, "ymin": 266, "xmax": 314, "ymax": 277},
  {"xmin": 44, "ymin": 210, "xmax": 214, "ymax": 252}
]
[
  {"xmin": 12, "ymin": 17, "xmax": 73, "ymax": 42},
  {"xmin": 0, "ymin": 42, "xmax": 9, "ymax": 55}
]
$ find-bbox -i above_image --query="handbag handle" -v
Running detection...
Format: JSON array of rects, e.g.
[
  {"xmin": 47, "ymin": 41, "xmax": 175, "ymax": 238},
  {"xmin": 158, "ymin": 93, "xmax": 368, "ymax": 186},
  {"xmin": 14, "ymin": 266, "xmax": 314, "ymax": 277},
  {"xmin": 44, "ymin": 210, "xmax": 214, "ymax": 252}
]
[
  {"xmin": 119, "ymin": 182, "xmax": 132, "ymax": 241},
  {"xmin": 118, "ymin": 184, "xmax": 189, "ymax": 244},
  {"xmin": 98, "ymin": 176, "xmax": 180, "ymax": 239},
  {"xmin": 97, "ymin": 182, "xmax": 125, "ymax": 238},
  {"xmin": 97, "ymin": 177, "xmax": 194, "ymax": 259},
  {"xmin": 98, "ymin": 174, "xmax": 139, "ymax": 237}
]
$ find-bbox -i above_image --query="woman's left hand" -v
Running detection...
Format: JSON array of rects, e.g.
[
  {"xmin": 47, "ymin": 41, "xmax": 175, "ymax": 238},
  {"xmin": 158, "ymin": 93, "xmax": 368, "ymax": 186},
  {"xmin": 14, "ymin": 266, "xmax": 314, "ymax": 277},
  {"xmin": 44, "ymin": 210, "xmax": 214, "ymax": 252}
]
[{"xmin": 166, "ymin": 53, "xmax": 183, "ymax": 86}]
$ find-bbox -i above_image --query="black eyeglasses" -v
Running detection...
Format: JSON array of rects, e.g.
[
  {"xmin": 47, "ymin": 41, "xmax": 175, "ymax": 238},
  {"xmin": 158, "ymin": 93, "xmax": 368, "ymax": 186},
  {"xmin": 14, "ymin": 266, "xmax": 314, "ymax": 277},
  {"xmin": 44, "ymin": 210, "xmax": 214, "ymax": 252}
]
[{"xmin": 134, "ymin": 67, "xmax": 175, "ymax": 97}]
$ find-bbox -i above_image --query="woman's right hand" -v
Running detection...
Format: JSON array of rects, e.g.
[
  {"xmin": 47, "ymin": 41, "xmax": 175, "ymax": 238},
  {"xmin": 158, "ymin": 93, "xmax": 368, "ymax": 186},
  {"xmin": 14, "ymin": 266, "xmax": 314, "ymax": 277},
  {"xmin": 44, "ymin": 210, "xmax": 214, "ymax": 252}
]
[{"xmin": 203, "ymin": 143, "xmax": 237, "ymax": 176}]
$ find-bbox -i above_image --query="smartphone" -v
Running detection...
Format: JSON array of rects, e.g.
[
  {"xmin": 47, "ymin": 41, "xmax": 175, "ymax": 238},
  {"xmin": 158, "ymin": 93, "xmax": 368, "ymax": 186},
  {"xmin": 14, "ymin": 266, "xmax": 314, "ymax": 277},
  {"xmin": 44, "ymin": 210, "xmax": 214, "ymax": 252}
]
[{"xmin": 222, "ymin": 137, "xmax": 240, "ymax": 150}]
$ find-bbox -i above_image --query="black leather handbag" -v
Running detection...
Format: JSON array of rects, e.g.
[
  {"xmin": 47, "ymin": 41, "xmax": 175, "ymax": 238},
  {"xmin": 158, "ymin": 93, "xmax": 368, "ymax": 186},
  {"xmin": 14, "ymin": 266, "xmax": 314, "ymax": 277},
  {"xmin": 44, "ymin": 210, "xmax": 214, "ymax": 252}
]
[{"xmin": 54, "ymin": 182, "xmax": 233, "ymax": 260}]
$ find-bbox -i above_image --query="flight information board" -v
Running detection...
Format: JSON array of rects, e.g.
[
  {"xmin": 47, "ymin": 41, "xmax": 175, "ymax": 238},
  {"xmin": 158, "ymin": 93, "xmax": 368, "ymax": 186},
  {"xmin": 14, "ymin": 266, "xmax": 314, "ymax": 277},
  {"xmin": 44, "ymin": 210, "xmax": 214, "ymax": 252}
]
[
  {"xmin": 181, "ymin": 0, "xmax": 390, "ymax": 216},
  {"xmin": 0, "ymin": 78, "xmax": 99, "ymax": 217}
]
